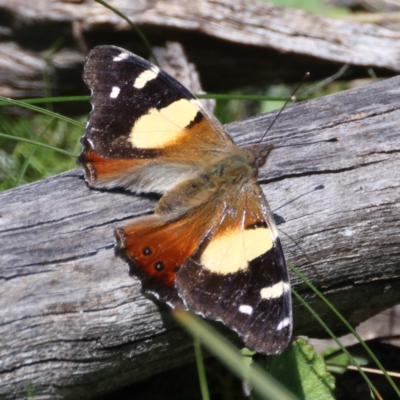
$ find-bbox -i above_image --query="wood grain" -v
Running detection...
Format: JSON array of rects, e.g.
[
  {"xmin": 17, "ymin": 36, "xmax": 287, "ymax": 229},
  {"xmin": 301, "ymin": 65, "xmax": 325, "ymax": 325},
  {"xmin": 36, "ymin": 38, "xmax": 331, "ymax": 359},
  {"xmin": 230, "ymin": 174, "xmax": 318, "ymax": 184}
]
[
  {"xmin": 1, "ymin": 0, "xmax": 400, "ymax": 99},
  {"xmin": 1, "ymin": 76, "xmax": 400, "ymax": 399}
]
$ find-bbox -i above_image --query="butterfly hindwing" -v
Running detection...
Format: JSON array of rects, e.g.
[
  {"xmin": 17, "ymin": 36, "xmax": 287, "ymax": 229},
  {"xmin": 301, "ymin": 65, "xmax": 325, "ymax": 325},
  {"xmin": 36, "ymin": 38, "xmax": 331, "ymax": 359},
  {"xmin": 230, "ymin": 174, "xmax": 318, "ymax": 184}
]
[
  {"xmin": 114, "ymin": 172, "xmax": 223, "ymax": 306},
  {"xmin": 176, "ymin": 183, "xmax": 292, "ymax": 355},
  {"xmin": 116, "ymin": 174, "xmax": 291, "ymax": 354}
]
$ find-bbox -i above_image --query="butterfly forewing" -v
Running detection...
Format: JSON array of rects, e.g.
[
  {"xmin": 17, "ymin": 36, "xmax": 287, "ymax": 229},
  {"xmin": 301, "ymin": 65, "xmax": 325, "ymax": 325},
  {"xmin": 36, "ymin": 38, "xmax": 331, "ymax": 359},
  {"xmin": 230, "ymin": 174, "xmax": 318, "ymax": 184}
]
[{"xmin": 80, "ymin": 46, "xmax": 233, "ymax": 193}]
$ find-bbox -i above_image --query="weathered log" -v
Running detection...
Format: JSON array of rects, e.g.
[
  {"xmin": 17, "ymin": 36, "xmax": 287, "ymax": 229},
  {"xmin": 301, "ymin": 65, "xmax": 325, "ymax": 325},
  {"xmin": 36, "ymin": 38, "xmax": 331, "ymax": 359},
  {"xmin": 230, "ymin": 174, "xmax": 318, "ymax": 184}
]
[
  {"xmin": 1, "ymin": 0, "xmax": 400, "ymax": 100},
  {"xmin": 1, "ymin": 76, "xmax": 400, "ymax": 399},
  {"xmin": 310, "ymin": 304, "xmax": 400, "ymax": 353}
]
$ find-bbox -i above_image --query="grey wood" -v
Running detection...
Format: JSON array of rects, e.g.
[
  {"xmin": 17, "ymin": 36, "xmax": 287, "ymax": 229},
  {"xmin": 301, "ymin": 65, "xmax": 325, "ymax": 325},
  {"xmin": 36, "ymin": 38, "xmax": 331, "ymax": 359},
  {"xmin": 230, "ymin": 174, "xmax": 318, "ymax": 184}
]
[
  {"xmin": 1, "ymin": 76, "xmax": 400, "ymax": 399},
  {"xmin": 2, "ymin": 0, "xmax": 400, "ymax": 99}
]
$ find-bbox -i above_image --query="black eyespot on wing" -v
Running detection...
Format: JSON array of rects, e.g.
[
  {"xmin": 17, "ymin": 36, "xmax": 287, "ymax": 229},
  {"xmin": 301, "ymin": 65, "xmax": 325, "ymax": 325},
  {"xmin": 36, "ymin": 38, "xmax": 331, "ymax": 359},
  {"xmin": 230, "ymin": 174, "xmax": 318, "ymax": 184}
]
[
  {"xmin": 154, "ymin": 261, "xmax": 165, "ymax": 272},
  {"xmin": 143, "ymin": 246, "xmax": 152, "ymax": 255}
]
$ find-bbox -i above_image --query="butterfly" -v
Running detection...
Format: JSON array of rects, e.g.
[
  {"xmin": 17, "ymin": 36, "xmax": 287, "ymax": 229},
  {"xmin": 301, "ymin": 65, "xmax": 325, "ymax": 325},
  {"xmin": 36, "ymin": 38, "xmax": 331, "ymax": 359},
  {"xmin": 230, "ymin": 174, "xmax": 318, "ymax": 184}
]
[{"xmin": 78, "ymin": 45, "xmax": 292, "ymax": 355}]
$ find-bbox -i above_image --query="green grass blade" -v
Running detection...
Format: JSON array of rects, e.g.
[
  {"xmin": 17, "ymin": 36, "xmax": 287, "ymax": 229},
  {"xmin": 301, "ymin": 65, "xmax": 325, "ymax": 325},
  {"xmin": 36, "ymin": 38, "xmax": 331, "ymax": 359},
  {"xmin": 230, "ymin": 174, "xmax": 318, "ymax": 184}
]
[
  {"xmin": 0, "ymin": 96, "xmax": 90, "ymax": 106},
  {"xmin": 42, "ymin": 40, "xmax": 63, "ymax": 111},
  {"xmin": 0, "ymin": 96, "xmax": 84, "ymax": 128},
  {"xmin": 0, "ymin": 133, "xmax": 76, "ymax": 157},
  {"xmin": 0, "ymin": 93, "xmax": 307, "ymax": 107},
  {"xmin": 173, "ymin": 309, "xmax": 298, "ymax": 400},
  {"xmin": 13, "ymin": 118, "xmax": 58, "ymax": 187},
  {"xmin": 198, "ymin": 93, "xmax": 308, "ymax": 101},
  {"xmin": 194, "ymin": 338, "xmax": 211, "ymax": 400},
  {"xmin": 290, "ymin": 263, "xmax": 399, "ymax": 397},
  {"xmin": 94, "ymin": 0, "xmax": 158, "ymax": 65}
]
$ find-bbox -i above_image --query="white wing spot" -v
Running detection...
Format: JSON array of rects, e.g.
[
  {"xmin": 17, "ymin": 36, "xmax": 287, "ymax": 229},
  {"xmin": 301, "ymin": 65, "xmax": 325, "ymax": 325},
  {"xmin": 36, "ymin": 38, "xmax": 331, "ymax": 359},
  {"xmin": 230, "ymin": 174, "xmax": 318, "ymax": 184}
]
[
  {"xmin": 276, "ymin": 317, "xmax": 290, "ymax": 331},
  {"xmin": 238, "ymin": 305, "xmax": 253, "ymax": 315},
  {"xmin": 110, "ymin": 86, "xmax": 120, "ymax": 98},
  {"xmin": 260, "ymin": 281, "xmax": 285, "ymax": 299},
  {"xmin": 113, "ymin": 52, "xmax": 129, "ymax": 61},
  {"xmin": 133, "ymin": 69, "xmax": 158, "ymax": 89}
]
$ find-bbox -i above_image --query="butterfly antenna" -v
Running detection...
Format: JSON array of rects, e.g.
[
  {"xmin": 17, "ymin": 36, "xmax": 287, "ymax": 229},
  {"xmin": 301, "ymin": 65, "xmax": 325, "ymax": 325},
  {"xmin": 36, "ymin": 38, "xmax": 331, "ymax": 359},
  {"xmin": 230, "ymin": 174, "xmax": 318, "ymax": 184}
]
[{"xmin": 257, "ymin": 72, "xmax": 310, "ymax": 165}]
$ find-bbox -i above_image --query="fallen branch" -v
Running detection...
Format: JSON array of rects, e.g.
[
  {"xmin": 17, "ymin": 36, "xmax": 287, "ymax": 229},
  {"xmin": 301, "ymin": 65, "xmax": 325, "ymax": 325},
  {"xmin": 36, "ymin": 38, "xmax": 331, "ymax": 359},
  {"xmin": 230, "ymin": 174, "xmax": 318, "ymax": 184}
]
[
  {"xmin": 1, "ymin": 76, "xmax": 400, "ymax": 399},
  {"xmin": 1, "ymin": 0, "xmax": 400, "ymax": 98}
]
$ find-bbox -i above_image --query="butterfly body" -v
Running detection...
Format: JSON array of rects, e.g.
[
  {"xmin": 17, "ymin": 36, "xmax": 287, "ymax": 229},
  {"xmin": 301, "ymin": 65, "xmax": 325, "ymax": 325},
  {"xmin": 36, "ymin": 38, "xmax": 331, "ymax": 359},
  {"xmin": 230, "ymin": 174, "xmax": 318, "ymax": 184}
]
[
  {"xmin": 79, "ymin": 45, "xmax": 292, "ymax": 355},
  {"xmin": 156, "ymin": 161, "xmax": 239, "ymax": 217}
]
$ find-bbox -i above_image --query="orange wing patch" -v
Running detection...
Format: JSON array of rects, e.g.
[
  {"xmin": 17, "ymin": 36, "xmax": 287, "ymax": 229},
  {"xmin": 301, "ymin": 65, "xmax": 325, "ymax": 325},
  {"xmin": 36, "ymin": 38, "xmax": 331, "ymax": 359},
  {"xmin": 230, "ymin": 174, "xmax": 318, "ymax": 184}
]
[
  {"xmin": 114, "ymin": 206, "xmax": 214, "ymax": 305},
  {"xmin": 78, "ymin": 142, "xmax": 151, "ymax": 185},
  {"xmin": 116, "ymin": 216, "xmax": 197, "ymax": 287}
]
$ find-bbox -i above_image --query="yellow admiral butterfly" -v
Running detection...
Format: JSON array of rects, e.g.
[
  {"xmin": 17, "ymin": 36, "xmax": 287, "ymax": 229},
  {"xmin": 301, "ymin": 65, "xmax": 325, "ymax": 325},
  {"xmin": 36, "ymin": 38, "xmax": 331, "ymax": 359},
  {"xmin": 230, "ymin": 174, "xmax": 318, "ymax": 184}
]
[{"xmin": 79, "ymin": 45, "xmax": 292, "ymax": 354}]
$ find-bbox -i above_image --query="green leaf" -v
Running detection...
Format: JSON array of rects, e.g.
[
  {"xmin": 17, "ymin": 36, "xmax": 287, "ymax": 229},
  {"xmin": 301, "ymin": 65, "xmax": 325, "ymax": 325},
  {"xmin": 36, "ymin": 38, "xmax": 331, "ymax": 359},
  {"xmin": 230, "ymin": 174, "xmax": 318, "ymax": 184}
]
[
  {"xmin": 323, "ymin": 347, "xmax": 350, "ymax": 375},
  {"xmin": 269, "ymin": 338, "xmax": 335, "ymax": 400},
  {"xmin": 173, "ymin": 309, "xmax": 297, "ymax": 400}
]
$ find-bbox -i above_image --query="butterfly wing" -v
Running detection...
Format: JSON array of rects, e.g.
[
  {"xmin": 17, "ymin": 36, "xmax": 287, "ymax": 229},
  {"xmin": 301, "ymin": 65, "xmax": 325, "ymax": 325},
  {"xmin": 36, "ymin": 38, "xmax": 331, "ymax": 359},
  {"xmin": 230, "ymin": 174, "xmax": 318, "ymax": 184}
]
[
  {"xmin": 79, "ymin": 45, "xmax": 234, "ymax": 194},
  {"xmin": 177, "ymin": 181, "xmax": 292, "ymax": 355},
  {"xmin": 116, "ymin": 177, "xmax": 292, "ymax": 354}
]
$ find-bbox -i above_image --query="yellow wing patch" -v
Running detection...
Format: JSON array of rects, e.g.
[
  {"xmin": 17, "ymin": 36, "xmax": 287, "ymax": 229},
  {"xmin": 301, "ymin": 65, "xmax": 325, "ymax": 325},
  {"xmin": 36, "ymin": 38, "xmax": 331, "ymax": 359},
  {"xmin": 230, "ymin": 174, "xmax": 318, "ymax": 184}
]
[
  {"xmin": 201, "ymin": 227, "xmax": 273, "ymax": 274},
  {"xmin": 130, "ymin": 99, "xmax": 199, "ymax": 149}
]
